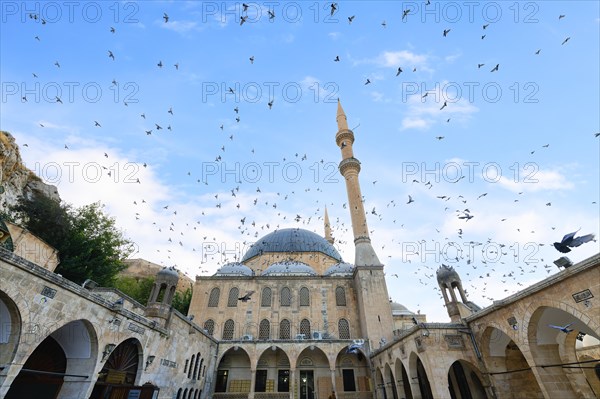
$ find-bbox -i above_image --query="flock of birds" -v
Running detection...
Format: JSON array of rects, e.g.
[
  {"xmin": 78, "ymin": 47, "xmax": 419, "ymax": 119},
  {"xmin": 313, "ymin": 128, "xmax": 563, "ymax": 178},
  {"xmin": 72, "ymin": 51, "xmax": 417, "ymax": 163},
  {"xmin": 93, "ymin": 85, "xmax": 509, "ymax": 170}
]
[{"xmin": 12, "ymin": 2, "xmax": 599, "ymax": 318}]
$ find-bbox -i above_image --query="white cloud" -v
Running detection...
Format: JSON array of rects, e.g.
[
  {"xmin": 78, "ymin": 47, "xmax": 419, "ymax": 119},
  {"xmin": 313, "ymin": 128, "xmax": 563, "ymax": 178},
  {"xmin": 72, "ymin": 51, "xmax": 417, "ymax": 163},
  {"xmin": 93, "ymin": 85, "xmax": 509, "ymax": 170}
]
[
  {"xmin": 159, "ymin": 20, "xmax": 202, "ymax": 34},
  {"xmin": 497, "ymin": 169, "xmax": 574, "ymax": 193},
  {"xmin": 400, "ymin": 80, "xmax": 479, "ymax": 130},
  {"xmin": 377, "ymin": 50, "xmax": 428, "ymax": 68}
]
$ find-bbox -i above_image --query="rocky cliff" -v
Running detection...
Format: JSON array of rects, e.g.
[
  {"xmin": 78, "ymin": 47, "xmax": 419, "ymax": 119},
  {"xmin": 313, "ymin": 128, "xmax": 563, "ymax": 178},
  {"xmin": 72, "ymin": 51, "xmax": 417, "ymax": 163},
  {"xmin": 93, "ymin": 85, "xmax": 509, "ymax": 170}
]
[{"xmin": 0, "ymin": 131, "xmax": 61, "ymax": 213}]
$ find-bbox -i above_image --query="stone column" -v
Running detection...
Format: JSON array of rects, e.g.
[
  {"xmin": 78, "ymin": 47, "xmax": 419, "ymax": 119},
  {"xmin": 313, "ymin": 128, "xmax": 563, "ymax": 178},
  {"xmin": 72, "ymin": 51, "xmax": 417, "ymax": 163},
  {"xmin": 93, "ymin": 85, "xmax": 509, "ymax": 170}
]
[
  {"xmin": 249, "ymin": 368, "xmax": 256, "ymax": 399},
  {"xmin": 330, "ymin": 368, "xmax": 337, "ymax": 394},
  {"xmin": 290, "ymin": 368, "xmax": 296, "ymax": 399}
]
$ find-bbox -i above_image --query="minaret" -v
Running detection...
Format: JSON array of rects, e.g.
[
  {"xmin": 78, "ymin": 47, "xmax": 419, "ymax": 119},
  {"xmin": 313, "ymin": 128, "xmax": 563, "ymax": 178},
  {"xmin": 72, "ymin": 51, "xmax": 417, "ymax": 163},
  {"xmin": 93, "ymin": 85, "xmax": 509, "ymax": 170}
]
[
  {"xmin": 324, "ymin": 207, "xmax": 334, "ymax": 244},
  {"xmin": 335, "ymin": 100, "xmax": 381, "ymax": 266},
  {"xmin": 336, "ymin": 100, "xmax": 393, "ymax": 347}
]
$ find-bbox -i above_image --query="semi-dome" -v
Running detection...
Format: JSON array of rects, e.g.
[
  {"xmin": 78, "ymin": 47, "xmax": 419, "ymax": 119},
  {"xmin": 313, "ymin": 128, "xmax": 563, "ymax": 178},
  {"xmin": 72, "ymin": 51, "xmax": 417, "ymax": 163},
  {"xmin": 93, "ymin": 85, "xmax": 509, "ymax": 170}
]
[
  {"xmin": 241, "ymin": 228, "xmax": 343, "ymax": 262},
  {"xmin": 214, "ymin": 262, "xmax": 254, "ymax": 277},
  {"xmin": 323, "ymin": 262, "xmax": 354, "ymax": 276},
  {"xmin": 436, "ymin": 264, "xmax": 461, "ymax": 285},
  {"xmin": 262, "ymin": 261, "xmax": 317, "ymax": 276},
  {"xmin": 390, "ymin": 301, "xmax": 415, "ymax": 316}
]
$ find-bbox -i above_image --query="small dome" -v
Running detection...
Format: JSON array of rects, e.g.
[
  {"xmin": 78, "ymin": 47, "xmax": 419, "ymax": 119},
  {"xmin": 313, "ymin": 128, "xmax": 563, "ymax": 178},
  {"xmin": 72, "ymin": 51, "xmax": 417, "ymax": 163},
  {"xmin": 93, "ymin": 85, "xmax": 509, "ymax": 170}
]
[
  {"xmin": 324, "ymin": 262, "xmax": 354, "ymax": 276},
  {"xmin": 436, "ymin": 264, "xmax": 461, "ymax": 285},
  {"xmin": 214, "ymin": 262, "xmax": 254, "ymax": 277},
  {"xmin": 262, "ymin": 261, "xmax": 317, "ymax": 276},
  {"xmin": 157, "ymin": 266, "xmax": 179, "ymax": 282},
  {"xmin": 390, "ymin": 302, "xmax": 415, "ymax": 316},
  {"xmin": 242, "ymin": 228, "xmax": 342, "ymax": 262}
]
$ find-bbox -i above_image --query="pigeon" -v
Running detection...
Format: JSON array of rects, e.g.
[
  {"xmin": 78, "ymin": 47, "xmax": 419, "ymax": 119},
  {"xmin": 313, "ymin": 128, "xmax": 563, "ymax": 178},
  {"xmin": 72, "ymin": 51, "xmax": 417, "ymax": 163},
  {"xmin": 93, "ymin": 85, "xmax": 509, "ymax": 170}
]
[
  {"xmin": 553, "ymin": 230, "xmax": 596, "ymax": 253},
  {"xmin": 238, "ymin": 290, "xmax": 255, "ymax": 302},
  {"xmin": 346, "ymin": 343, "xmax": 362, "ymax": 354},
  {"xmin": 548, "ymin": 322, "xmax": 574, "ymax": 333}
]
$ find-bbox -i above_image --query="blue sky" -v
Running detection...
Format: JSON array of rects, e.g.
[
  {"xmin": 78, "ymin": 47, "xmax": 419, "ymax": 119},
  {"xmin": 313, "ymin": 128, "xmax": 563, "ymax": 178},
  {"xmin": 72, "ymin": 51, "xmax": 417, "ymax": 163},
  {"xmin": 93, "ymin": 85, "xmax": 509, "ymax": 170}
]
[{"xmin": 1, "ymin": 1, "xmax": 599, "ymax": 321}]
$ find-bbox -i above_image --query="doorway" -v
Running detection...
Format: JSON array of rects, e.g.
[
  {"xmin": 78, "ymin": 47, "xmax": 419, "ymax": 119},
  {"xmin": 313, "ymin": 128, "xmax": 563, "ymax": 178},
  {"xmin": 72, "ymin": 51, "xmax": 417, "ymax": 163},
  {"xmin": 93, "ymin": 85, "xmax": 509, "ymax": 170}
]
[{"xmin": 299, "ymin": 370, "xmax": 314, "ymax": 399}]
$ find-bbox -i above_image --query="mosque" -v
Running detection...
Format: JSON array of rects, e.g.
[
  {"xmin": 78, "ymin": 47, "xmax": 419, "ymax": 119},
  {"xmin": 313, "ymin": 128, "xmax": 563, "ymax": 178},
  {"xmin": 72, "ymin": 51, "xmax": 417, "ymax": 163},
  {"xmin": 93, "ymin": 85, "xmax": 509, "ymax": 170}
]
[{"xmin": 0, "ymin": 102, "xmax": 598, "ymax": 399}]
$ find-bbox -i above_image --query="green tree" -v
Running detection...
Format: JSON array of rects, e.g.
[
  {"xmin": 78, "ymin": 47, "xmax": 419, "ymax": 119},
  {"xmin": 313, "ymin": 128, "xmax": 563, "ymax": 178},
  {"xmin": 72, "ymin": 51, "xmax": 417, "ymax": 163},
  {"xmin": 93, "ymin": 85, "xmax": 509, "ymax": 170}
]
[
  {"xmin": 113, "ymin": 276, "xmax": 155, "ymax": 305},
  {"xmin": 13, "ymin": 193, "xmax": 134, "ymax": 286},
  {"xmin": 172, "ymin": 284, "xmax": 193, "ymax": 315}
]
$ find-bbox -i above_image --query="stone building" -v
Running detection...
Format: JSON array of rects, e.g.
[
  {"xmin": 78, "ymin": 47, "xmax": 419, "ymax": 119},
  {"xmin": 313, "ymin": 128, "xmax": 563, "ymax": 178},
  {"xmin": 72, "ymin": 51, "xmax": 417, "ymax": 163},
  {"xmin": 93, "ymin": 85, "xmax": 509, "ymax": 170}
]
[{"xmin": 1, "ymin": 102, "xmax": 599, "ymax": 399}]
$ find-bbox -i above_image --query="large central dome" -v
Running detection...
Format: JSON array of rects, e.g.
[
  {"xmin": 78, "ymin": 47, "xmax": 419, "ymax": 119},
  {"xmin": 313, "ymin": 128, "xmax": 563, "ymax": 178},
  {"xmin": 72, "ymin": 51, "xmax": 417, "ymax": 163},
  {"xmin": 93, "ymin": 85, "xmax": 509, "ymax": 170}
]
[{"xmin": 241, "ymin": 228, "xmax": 342, "ymax": 262}]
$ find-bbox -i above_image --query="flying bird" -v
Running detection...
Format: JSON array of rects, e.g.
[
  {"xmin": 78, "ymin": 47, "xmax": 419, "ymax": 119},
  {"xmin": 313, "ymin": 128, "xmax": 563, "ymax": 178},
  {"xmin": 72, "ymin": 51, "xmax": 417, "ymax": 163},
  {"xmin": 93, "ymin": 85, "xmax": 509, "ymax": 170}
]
[
  {"xmin": 443, "ymin": 29, "xmax": 451, "ymax": 37},
  {"xmin": 238, "ymin": 290, "xmax": 255, "ymax": 302},
  {"xmin": 364, "ymin": 78, "xmax": 371, "ymax": 85},
  {"xmin": 548, "ymin": 322, "xmax": 574, "ymax": 333},
  {"xmin": 249, "ymin": 56, "xmax": 254, "ymax": 64},
  {"xmin": 491, "ymin": 64, "xmax": 499, "ymax": 72},
  {"xmin": 108, "ymin": 50, "xmax": 115, "ymax": 60},
  {"xmin": 334, "ymin": 56, "xmax": 340, "ymax": 62},
  {"xmin": 346, "ymin": 343, "xmax": 362, "ymax": 354},
  {"xmin": 407, "ymin": 195, "xmax": 414, "ymax": 204},
  {"xmin": 330, "ymin": 3, "xmax": 337, "ymax": 16},
  {"xmin": 402, "ymin": 9, "xmax": 410, "ymax": 20},
  {"xmin": 396, "ymin": 67, "xmax": 403, "ymax": 76},
  {"xmin": 553, "ymin": 230, "xmax": 596, "ymax": 253},
  {"xmin": 163, "ymin": 12, "xmax": 169, "ymax": 22},
  {"xmin": 562, "ymin": 37, "xmax": 570, "ymax": 45},
  {"xmin": 348, "ymin": 15, "xmax": 355, "ymax": 24}
]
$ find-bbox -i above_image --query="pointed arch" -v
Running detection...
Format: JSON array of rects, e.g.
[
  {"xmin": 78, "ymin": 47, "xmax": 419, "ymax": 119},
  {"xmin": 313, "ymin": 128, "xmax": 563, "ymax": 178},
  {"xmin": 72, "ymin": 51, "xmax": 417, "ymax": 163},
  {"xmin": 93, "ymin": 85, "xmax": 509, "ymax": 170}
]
[
  {"xmin": 227, "ymin": 287, "xmax": 239, "ymax": 307},
  {"xmin": 208, "ymin": 287, "xmax": 220, "ymax": 307}
]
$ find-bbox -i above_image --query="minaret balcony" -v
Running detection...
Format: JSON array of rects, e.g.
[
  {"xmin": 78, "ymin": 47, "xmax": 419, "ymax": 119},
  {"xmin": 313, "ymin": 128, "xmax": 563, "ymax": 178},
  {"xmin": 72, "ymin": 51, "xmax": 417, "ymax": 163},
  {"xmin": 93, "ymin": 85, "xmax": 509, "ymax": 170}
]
[
  {"xmin": 339, "ymin": 157, "xmax": 361, "ymax": 175},
  {"xmin": 335, "ymin": 129, "xmax": 355, "ymax": 147}
]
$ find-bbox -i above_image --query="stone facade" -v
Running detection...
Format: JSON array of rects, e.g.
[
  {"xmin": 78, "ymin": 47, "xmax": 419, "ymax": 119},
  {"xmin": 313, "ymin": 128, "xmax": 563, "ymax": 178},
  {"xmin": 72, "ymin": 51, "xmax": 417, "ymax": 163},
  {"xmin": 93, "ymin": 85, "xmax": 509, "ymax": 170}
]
[{"xmin": 0, "ymin": 247, "xmax": 217, "ymax": 399}]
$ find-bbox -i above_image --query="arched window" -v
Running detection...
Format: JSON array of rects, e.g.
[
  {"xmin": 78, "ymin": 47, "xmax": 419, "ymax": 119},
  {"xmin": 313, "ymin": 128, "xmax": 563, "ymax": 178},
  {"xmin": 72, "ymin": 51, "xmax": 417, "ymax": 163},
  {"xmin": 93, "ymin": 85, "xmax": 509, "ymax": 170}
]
[
  {"xmin": 299, "ymin": 287, "xmax": 310, "ymax": 306},
  {"xmin": 261, "ymin": 287, "xmax": 272, "ymax": 307},
  {"xmin": 208, "ymin": 287, "xmax": 220, "ymax": 307},
  {"xmin": 223, "ymin": 319, "xmax": 235, "ymax": 340},
  {"xmin": 183, "ymin": 389, "xmax": 188, "ymax": 399},
  {"xmin": 338, "ymin": 318, "xmax": 350, "ymax": 339},
  {"xmin": 228, "ymin": 287, "xmax": 239, "ymax": 307},
  {"xmin": 335, "ymin": 286, "xmax": 346, "ymax": 306},
  {"xmin": 280, "ymin": 287, "xmax": 291, "ymax": 306},
  {"xmin": 203, "ymin": 319, "xmax": 215, "ymax": 336},
  {"xmin": 188, "ymin": 355, "xmax": 195, "ymax": 378},
  {"xmin": 300, "ymin": 319, "xmax": 311, "ymax": 338},
  {"xmin": 259, "ymin": 319, "xmax": 271, "ymax": 340},
  {"xmin": 176, "ymin": 388, "xmax": 182, "ymax": 399},
  {"xmin": 279, "ymin": 319, "xmax": 291, "ymax": 339},
  {"xmin": 193, "ymin": 352, "xmax": 200, "ymax": 379},
  {"xmin": 198, "ymin": 358, "xmax": 204, "ymax": 380}
]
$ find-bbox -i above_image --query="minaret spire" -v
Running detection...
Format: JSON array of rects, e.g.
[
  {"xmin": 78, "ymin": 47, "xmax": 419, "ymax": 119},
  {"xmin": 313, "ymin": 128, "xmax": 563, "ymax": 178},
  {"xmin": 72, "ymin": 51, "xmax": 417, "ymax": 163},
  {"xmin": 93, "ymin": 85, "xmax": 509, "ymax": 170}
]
[
  {"xmin": 324, "ymin": 207, "xmax": 334, "ymax": 244},
  {"xmin": 335, "ymin": 100, "xmax": 381, "ymax": 266},
  {"xmin": 336, "ymin": 99, "xmax": 349, "ymax": 130}
]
